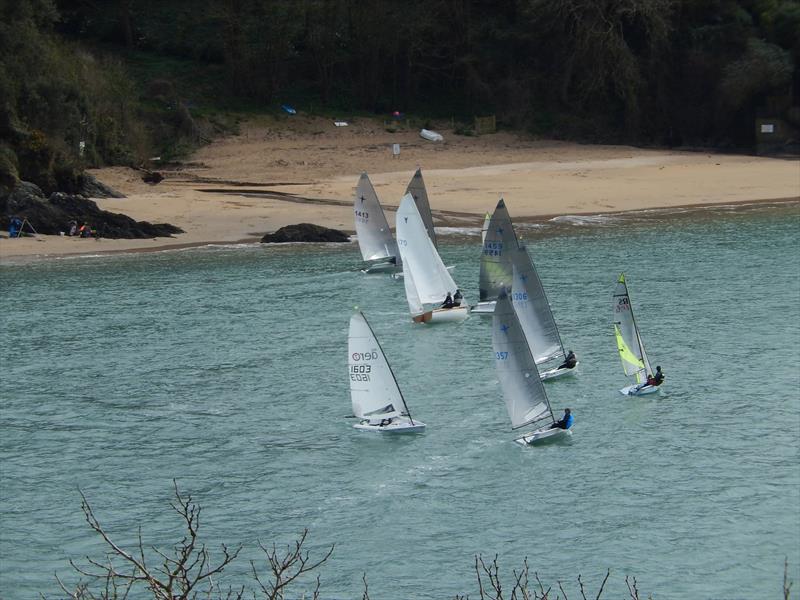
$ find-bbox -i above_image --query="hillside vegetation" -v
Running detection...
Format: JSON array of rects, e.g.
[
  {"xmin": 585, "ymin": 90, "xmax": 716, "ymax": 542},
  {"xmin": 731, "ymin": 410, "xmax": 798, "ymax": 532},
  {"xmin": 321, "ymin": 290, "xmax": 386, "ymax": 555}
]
[{"xmin": 1, "ymin": 0, "xmax": 797, "ymax": 197}]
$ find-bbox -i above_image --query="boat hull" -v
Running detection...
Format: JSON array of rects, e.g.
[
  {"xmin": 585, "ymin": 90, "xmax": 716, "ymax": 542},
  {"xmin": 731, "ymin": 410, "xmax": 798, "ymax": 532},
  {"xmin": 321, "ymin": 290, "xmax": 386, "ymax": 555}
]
[
  {"xmin": 620, "ymin": 383, "xmax": 661, "ymax": 396},
  {"xmin": 361, "ymin": 261, "xmax": 397, "ymax": 274},
  {"xmin": 540, "ymin": 362, "xmax": 579, "ymax": 382},
  {"xmin": 353, "ymin": 418, "xmax": 426, "ymax": 433},
  {"xmin": 429, "ymin": 306, "xmax": 469, "ymax": 323},
  {"xmin": 470, "ymin": 301, "xmax": 496, "ymax": 315},
  {"xmin": 514, "ymin": 427, "xmax": 572, "ymax": 446}
]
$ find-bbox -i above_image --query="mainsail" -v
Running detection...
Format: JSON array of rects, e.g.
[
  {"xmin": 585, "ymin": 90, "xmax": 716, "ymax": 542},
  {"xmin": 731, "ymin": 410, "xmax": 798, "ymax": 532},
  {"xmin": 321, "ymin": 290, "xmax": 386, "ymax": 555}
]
[
  {"xmin": 510, "ymin": 254, "xmax": 565, "ymax": 364},
  {"xmin": 405, "ymin": 168, "xmax": 437, "ymax": 247},
  {"xmin": 396, "ymin": 193, "xmax": 458, "ymax": 307},
  {"xmin": 613, "ymin": 273, "xmax": 652, "ymax": 384},
  {"xmin": 354, "ymin": 173, "xmax": 399, "ymax": 263},
  {"xmin": 493, "ymin": 291, "xmax": 555, "ymax": 430},
  {"xmin": 348, "ymin": 311, "xmax": 412, "ymax": 421},
  {"xmin": 479, "ymin": 198, "xmax": 519, "ymax": 303}
]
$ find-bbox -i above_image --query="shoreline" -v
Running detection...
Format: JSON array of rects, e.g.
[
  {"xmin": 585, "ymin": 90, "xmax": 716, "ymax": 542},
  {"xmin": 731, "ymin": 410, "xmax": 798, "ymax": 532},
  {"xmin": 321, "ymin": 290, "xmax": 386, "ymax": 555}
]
[
  {"xmin": 2, "ymin": 196, "xmax": 796, "ymax": 266},
  {"xmin": 2, "ymin": 119, "xmax": 798, "ymax": 265}
]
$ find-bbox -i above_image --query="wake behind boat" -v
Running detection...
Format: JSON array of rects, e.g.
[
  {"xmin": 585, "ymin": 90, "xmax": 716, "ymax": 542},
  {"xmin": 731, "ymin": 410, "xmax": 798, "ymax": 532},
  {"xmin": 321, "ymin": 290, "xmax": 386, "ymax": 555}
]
[
  {"xmin": 492, "ymin": 291, "xmax": 574, "ymax": 446},
  {"xmin": 613, "ymin": 273, "xmax": 664, "ymax": 396},
  {"xmin": 354, "ymin": 173, "xmax": 400, "ymax": 274},
  {"xmin": 348, "ymin": 311, "xmax": 426, "ymax": 433},
  {"xmin": 396, "ymin": 193, "xmax": 469, "ymax": 323}
]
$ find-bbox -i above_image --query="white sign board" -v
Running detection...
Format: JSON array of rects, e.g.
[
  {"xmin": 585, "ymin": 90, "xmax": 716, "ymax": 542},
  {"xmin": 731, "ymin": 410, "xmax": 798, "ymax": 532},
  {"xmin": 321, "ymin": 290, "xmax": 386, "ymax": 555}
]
[
  {"xmin": 392, "ymin": 143, "xmax": 400, "ymax": 156},
  {"xmin": 760, "ymin": 123, "xmax": 775, "ymax": 134}
]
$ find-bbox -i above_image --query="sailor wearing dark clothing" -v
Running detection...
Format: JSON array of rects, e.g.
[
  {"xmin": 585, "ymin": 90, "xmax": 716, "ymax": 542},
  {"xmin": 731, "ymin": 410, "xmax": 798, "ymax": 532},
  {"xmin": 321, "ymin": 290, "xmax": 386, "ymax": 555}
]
[
  {"xmin": 549, "ymin": 408, "xmax": 573, "ymax": 430},
  {"xmin": 652, "ymin": 366, "xmax": 664, "ymax": 386},
  {"xmin": 453, "ymin": 289, "xmax": 463, "ymax": 307},
  {"xmin": 441, "ymin": 292, "xmax": 454, "ymax": 309},
  {"xmin": 558, "ymin": 350, "xmax": 577, "ymax": 370}
]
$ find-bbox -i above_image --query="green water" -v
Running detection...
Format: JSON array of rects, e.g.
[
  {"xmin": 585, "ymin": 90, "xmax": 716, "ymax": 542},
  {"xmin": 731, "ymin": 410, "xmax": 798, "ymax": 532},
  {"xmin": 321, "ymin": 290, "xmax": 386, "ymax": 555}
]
[{"xmin": 1, "ymin": 203, "xmax": 798, "ymax": 599}]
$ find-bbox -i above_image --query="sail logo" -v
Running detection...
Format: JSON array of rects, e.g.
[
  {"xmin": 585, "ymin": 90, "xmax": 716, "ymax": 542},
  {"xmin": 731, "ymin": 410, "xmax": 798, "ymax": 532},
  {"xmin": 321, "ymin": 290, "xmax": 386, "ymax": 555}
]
[{"xmin": 352, "ymin": 351, "xmax": 379, "ymax": 361}]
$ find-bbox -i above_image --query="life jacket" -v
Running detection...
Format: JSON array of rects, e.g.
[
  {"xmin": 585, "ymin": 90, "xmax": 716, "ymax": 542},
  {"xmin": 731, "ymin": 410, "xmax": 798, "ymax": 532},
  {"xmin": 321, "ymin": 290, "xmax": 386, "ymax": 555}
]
[{"xmin": 564, "ymin": 413, "xmax": 574, "ymax": 429}]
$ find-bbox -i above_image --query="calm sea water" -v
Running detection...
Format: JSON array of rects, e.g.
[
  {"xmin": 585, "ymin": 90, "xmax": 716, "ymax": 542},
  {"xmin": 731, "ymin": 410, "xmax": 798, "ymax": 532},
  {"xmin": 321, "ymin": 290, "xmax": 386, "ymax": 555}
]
[{"xmin": 1, "ymin": 203, "xmax": 799, "ymax": 599}]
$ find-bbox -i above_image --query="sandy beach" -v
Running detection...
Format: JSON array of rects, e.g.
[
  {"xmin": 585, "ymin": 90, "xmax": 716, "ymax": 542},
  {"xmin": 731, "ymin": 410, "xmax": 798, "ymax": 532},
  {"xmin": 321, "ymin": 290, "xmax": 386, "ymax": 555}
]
[{"xmin": 1, "ymin": 116, "xmax": 797, "ymax": 263}]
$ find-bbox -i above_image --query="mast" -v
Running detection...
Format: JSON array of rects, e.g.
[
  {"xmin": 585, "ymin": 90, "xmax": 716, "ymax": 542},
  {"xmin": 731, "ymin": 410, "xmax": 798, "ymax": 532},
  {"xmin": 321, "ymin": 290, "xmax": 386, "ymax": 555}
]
[{"xmin": 359, "ymin": 311, "xmax": 415, "ymax": 424}]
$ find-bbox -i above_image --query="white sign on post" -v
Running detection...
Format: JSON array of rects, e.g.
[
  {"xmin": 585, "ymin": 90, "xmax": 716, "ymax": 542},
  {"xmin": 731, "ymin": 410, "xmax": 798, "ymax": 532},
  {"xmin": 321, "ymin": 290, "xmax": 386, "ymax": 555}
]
[
  {"xmin": 760, "ymin": 123, "xmax": 775, "ymax": 133},
  {"xmin": 392, "ymin": 143, "xmax": 400, "ymax": 157}
]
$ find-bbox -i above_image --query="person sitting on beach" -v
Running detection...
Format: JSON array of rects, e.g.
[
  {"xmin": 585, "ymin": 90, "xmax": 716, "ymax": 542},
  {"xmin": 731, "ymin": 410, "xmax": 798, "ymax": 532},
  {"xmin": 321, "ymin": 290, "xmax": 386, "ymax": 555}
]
[
  {"xmin": 79, "ymin": 223, "xmax": 91, "ymax": 238},
  {"xmin": 558, "ymin": 350, "xmax": 577, "ymax": 370},
  {"xmin": 549, "ymin": 408, "xmax": 573, "ymax": 430},
  {"xmin": 453, "ymin": 289, "xmax": 463, "ymax": 307},
  {"xmin": 441, "ymin": 292, "xmax": 454, "ymax": 309}
]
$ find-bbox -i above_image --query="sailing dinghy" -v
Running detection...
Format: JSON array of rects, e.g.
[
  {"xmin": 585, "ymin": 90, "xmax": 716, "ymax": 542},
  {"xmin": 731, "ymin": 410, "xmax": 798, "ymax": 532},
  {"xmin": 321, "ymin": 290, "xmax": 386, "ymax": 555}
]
[
  {"xmin": 354, "ymin": 173, "xmax": 400, "ymax": 273},
  {"xmin": 396, "ymin": 193, "xmax": 469, "ymax": 323},
  {"xmin": 613, "ymin": 273, "xmax": 661, "ymax": 396},
  {"xmin": 348, "ymin": 311, "xmax": 425, "ymax": 433},
  {"xmin": 472, "ymin": 198, "xmax": 518, "ymax": 315},
  {"xmin": 510, "ymin": 248, "xmax": 578, "ymax": 381},
  {"xmin": 493, "ymin": 291, "xmax": 573, "ymax": 445},
  {"xmin": 405, "ymin": 168, "xmax": 437, "ymax": 248}
]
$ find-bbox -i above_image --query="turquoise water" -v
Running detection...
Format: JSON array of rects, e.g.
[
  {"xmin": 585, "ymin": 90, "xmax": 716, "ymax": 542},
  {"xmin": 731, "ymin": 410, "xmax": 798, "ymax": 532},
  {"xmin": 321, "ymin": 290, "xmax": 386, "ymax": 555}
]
[{"xmin": 1, "ymin": 203, "xmax": 799, "ymax": 599}]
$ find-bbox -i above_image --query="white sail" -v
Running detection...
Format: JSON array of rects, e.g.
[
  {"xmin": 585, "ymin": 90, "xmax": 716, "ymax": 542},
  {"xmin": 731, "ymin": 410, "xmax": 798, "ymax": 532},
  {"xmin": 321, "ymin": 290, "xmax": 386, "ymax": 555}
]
[
  {"xmin": 348, "ymin": 312, "xmax": 409, "ymax": 420},
  {"xmin": 402, "ymin": 259, "xmax": 425, "ymax": 318},
  {"xmin": 479, "ymin": 198, "xmax": 519, "ymax": 303},
  {"xmin": 405, "ymin": 168, "xmax": 437, "ymax": 247},
  {"xmin": 480, "ymin": 211, "xmax": 491, "ymax": 244},
  {"xmin": 510, "ymin": 248, "xmax": 565, "ymax": 364},
  {"xmin": 354, "ymin": 173, "xmax": 399, "ymax": 263},
  {"xmin": 493, "ymin": 291, "xmax": 555, "ymax": 429},
  {"xmin": 613, "ymin": 273, "xmax": 652, "ymax": 383},
  {"xmin": 396, "ymin": 193, "xmax": 459, "ymax": 306}
]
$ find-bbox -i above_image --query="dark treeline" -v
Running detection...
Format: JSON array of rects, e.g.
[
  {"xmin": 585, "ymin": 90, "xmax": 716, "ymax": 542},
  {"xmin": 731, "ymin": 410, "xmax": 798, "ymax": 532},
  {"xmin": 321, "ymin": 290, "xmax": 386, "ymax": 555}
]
[{"xmin": 1, "ymin": 0, "xmax": 798, "ymax": 197}]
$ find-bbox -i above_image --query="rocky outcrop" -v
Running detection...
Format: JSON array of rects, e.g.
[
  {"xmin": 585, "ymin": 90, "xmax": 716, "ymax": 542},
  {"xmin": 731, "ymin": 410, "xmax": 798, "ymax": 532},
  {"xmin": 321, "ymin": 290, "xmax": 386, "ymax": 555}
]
[
  {"xmin": 77, "ymin": 173, "xmax": 125, "ymax": 198},
  {"xmin": 261, "ymin": 223, "xmax": 350, "ymax": 243},
  {"xmin": 1, "ymin": 180, "xmax": 182, "ymax": 238}
]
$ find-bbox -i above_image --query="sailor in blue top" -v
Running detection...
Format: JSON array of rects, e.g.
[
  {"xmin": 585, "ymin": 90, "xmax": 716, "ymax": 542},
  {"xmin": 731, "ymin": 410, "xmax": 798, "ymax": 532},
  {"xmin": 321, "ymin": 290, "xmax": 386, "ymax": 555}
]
[{"xmin": 549, "ymin": 408, "xmax": 573, "ymax": 430}]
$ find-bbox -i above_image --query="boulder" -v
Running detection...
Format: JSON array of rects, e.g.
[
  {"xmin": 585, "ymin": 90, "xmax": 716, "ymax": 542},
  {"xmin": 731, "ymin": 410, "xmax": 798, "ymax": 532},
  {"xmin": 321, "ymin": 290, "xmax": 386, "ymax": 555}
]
[
  {"xmin": 0, "ymin": 180, "xmax": 182, "ymax": 238},
  {"xmin": 261, "ymin": 223, "xmax": 350, "ymax": 243}
]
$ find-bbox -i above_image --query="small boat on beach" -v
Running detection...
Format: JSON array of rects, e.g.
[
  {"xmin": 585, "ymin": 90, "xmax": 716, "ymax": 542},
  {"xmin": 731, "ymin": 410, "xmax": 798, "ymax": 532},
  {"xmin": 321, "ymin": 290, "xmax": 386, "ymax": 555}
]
[
  {"xmin": 354, "ymin": 173, "xmax": 400, "ymax": 273},
  {"xmin": 396, "ymin": 193, "xmax": 469, "ymax": 323},
  {"xmin": 348, "ymin": 311, "xmax": 425, "ymax": 433},
  {"xmin": 613, "ymin": 273, "xmax": 662, "ymax": 396},
  {"xmin": 492, "ymin": 290, "xmax": 573, "ymax": 446}
]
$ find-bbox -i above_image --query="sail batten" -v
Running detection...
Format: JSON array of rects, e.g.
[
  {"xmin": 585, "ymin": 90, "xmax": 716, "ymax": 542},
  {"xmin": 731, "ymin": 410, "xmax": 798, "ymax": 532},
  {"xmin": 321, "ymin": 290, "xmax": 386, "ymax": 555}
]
[
  {"xmin": 354, "ymin": 173, "xmax": 399, "ymax": 263},
  {"xmin": 493, "ymin": 292, "xmax": 555, "ymax": 430}
]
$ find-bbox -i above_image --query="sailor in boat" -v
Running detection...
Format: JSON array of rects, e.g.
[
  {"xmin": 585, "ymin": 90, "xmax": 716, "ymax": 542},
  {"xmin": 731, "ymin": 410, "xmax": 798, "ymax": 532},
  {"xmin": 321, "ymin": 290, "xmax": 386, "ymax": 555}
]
[
  {"xmin": 652, "ymin": 365, "xmax": 664, "ymax": 386},
  {"xmin": 441, "ymin": 292, "xmax": 455, "ymax": 309},
  {"xmin": 453, "ymin": 289, "xmax": 463, "ymax": 307},
  {"xmin": 557, "ymin": 350, "xmax": 578, "ymax": 370},
  {"xmin": 547, "ymin": 408, "xmax": 574, "ymax": 430}
]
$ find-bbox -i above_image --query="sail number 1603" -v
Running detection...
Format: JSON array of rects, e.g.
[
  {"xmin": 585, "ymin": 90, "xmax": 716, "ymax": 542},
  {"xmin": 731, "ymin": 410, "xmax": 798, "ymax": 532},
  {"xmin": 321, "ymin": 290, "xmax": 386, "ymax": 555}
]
[{"xmin": 350, "ymin": 364, "xmax": 372, "ymax": 381}]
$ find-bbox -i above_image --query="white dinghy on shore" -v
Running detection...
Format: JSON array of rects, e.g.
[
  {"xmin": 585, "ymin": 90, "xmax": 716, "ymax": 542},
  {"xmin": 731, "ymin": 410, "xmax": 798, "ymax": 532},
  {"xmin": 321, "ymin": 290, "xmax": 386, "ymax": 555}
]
[
  {"xmin": 613, "ymin": 273, "xmax": 663, "ymax": 396},
  {"xmin": 348, "ymin": 311, "xmax": 425, "ymax": 433},
  {"xmin": 492, "ymin": 291, "xmax": 573, "ymax": 446}
]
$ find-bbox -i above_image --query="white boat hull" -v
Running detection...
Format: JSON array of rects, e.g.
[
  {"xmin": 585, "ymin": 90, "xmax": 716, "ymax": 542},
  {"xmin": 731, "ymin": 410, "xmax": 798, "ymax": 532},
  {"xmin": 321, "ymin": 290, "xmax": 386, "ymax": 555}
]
[
  {"xmin": 514, "ymin": 426, "xmax": 572, "ymax": 446},
  {"xmin": 361, "ymin": 261, "xmax": 397, "ymax": 274},
  {"xmin": 470, "ymin": 301, "xmax": 496, "ymax": 315},
  {"xmin": 429, "ymin": 306, "xmax": 470, "ymax": 323},
  {"xmin": 620, "ymin": 383, "xmax": 661, "ymax": 396},
  {"xmin": 353, "ymin": 418, "xmax": 426, "ymax": 433},
  {"xmin": 540, "ymin": 362, "xmax": 579, "ymax": 382}
]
